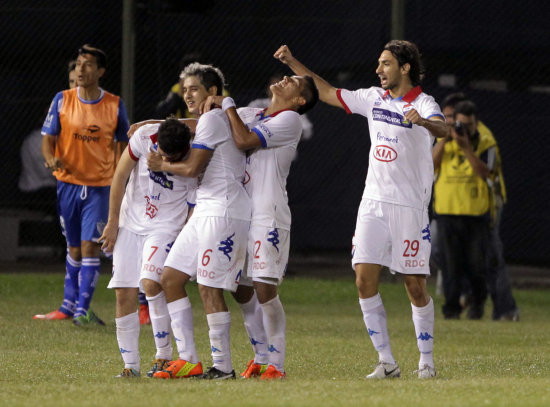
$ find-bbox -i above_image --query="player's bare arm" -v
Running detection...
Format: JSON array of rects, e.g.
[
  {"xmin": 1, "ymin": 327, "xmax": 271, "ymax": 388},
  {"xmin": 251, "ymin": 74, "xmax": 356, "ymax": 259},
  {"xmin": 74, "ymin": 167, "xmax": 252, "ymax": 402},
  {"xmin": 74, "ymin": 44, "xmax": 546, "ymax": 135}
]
[
  {"xmin": 147, "ymin": 147, "xmax": 212, "ymax": 178},
  {"xmin": 274, "ymin": 45, "xmax": 341, "ymax": 108},
  {"xmin": 405, "ymin": 110, "xmax": 449, "ymax": 139},
  {"xmin": 41, "ymin": 134, "xmax": 63, "ymax": 171},
  {"xmin": 99, "ymin": 147, "xmax": 137, "ymax": 253}
]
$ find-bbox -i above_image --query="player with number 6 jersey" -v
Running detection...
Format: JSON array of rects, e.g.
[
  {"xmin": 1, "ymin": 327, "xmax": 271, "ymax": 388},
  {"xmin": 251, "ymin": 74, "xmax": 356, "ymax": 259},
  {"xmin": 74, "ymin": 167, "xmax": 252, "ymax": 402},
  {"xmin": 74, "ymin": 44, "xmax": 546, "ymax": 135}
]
[
  {"xmin": 147, "ymin": 63, "xmax": 250, "ymax": 381},
  {"xmin": 275, "ymin": 41, "xmax": 448, "ymax": 379},
  {"xmin": 99, "ymin": 119, "xmax": 197, "ymax": 378}
]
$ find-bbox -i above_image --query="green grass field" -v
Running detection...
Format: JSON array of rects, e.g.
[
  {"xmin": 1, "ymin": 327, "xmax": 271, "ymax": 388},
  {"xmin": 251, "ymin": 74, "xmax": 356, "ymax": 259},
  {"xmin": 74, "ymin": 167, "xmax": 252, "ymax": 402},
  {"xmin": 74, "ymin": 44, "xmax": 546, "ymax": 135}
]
[{"xmin": 1, "ymin": 272, "xmax": 549, "ymax": 407}]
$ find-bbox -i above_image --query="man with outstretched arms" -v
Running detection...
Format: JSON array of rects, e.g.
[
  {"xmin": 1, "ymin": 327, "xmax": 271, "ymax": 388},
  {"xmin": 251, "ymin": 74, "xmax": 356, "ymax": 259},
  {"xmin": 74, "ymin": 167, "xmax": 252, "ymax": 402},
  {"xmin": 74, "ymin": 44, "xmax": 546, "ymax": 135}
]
[
  {"xmin": 147, "ymin": 63, "xmax": 251, "ymax": 380},
  {"xmin": 202, "ymin": 74, "xmax": 319, "ymax": 380},
  {"xmin": 98, "ymin": 119, "xmax": 197, "ymax": 378},
  {"xmin": 37, "ymin": 45, "xmax": 129, "ymax": 325},
  {"xmin": 275, "ymin": 42, "xmax": 448, "ymax": 379}
]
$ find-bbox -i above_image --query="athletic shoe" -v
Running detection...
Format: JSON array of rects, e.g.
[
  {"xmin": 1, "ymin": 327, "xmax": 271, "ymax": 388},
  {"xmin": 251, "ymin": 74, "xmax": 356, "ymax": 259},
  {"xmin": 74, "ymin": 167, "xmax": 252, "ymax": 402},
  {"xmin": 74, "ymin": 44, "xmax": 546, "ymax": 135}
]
[
  {"xmin": 146, "ymin": 359, "xmax": 171, "ymax": 378},
  {"xmin": 366, "ymin": 361, "xmax": 401, "ymax": 379},
  {"xmin": 33, "ymin": 310, "xmax": 71, "ymax": 320},
  {"xmin": 115, "ymin": 368, "xmax": 140, "ymax": 378},
  {"xmin": 259, "ymin": 365, "xmax": 286, "ymax": 380},
  {"xmin": 500, "ymin": 309, "xmax": 520, "ymax": 322},
  {"xmin": 240, "ymin": 359, "xmax": 268, "ymax": 379},
  {"xmin": 414, "ymin": 365, "xmax": 436, "ymax": 379},
  {"xmin": 73, "ymin": 309, "xmax": 106, "ymax": 326},
  {"xmin": 139, "ymin": 304, "xmax": 151, "ymax": 325},
  {"xmin": 153, "ymin": 359, "xmax": 203, "ymax": 379},
  {"xmin": 199, "ymin": 366, "xmax": 236, "ymax": 380}
]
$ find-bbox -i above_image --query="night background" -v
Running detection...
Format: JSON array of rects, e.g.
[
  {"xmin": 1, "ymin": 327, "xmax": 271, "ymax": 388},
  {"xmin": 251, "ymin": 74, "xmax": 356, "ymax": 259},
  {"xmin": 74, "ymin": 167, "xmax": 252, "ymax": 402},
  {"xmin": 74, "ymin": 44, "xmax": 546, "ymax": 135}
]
[{"xmin": 1, "ymin": 0, "xmax": 549, "ymax": 266}]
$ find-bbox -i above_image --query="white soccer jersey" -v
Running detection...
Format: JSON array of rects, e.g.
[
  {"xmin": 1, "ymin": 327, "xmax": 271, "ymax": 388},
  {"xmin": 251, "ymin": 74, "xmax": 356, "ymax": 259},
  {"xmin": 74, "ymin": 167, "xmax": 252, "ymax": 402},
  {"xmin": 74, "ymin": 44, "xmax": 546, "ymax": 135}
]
[
  {"xmin": 337, "ymin": 86, "xmax": 443, "ymax": 210},
  {"xmin": 191, "ymin": 108, "xmax": 250, "ymax": 221},
  {"xmin": 119, "ymin": 123, "xmax": 197, "ymax": 235},
  {"xmin": 236, "ymin": 107, "xmax": 302, "ymax": 229}
]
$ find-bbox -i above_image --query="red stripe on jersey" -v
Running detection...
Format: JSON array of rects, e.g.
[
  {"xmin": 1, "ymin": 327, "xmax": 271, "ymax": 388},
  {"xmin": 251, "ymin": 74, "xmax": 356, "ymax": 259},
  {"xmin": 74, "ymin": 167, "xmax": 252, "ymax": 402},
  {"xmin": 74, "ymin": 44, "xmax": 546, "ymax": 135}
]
[
  {"xmin": 128, "ymin": 143, "xmax": 139, "ymax": 161},
  {"xmin": 402, "ymin": 86, "xmax": 422, "ymax": 103},
  {"xmin": 336, "ymin": 89, "xmax": 352, "ymax": 114}
]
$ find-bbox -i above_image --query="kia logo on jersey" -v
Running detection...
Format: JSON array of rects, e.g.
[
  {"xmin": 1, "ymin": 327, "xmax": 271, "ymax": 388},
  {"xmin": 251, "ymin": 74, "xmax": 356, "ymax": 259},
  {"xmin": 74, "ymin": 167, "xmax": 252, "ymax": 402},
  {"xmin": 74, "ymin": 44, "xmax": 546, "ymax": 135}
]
[{"xmin": 374, "ymin": 145, "xmax": 397, "ymax": 162}]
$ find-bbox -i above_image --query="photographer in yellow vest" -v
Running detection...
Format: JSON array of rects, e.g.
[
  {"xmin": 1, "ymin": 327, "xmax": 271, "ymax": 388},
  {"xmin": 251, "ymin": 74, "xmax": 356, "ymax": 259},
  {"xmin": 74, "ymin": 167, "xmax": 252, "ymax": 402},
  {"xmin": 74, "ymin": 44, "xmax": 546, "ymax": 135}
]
[{"xmin": 433, "ymin": 100, "xmax": 494, "ymax": 320}]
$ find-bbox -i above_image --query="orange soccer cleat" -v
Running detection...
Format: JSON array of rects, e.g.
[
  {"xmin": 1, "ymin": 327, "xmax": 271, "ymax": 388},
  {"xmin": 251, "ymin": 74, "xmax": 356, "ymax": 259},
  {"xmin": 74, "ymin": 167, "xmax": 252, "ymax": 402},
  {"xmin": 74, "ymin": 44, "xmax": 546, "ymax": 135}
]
[
  {"xmin": 240, "ymin": 359, "xmax": 268, "ymax": 379},
  {"xmin": 259, "ymin": 364, "xmax": 286, "ymax": 380},
  {"xmin": 33, "ymin": 310, "xmax": 71, "ymax": 320},
  {"xmin": 152, "ymin": 359, "xmax": 203, "ymax": 379},
  {"xmin": 139, "ymin": 304, "xmax": 151, "ymax": 325}
]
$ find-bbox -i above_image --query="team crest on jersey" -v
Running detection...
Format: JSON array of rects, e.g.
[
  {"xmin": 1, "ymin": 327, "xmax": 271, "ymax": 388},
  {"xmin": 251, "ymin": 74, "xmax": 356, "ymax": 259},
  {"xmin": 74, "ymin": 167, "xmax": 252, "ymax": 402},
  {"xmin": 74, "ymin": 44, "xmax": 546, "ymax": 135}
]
[
  {"xmin": 148, "ymin": 170, "xmax": 174, "ymax": 190},
  {"xmin": 373, "ymin": 145, "xmax": 397, "ymax": 162},
  {"xmin": 374, "ymin": 97, "xmax": 382, "ymax": 106},
  {"xmin": 372, "ymin": 108, "xmax": 412, "ymax": 128},
  {"xmin": 145, "ymin": 196, "xmax": 158, "ymax": 218},
  {"xmin": 96, "ymin": 221, "xmax": 105, "ymax": 235}
]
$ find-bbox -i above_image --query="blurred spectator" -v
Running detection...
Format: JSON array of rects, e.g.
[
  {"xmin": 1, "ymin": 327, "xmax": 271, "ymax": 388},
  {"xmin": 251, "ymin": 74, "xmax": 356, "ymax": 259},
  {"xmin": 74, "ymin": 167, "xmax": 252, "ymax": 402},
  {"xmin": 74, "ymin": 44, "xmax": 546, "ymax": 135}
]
[
  {"xmin": 435, "ymin": 93, "xmax": 519, "ymax": 321},
  {"xmin": 18, "ymin": 60, "xmax": 77, "ymax": 212},
  {"xmin": 248, "ymin": 73, "xmax": 314, "ymax": 141},
  {"xmin": 432, "ymin": 100, "xmax": 493, "ymax": 319}
]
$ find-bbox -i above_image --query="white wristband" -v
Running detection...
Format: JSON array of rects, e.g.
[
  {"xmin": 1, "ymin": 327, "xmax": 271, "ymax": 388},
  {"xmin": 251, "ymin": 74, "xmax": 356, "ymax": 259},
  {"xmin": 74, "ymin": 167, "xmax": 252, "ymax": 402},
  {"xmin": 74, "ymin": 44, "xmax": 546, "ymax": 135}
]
[{"xmin": 222, "ymin": 97, "xmax": 236, "ymax": 111}]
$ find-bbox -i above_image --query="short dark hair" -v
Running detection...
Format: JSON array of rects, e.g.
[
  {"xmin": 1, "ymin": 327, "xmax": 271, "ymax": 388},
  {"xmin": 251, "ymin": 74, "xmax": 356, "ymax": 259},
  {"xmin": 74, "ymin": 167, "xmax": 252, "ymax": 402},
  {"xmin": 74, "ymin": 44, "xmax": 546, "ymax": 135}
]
[
  {"xmin": 78, "ymin": 44, "xmax": 107, "ymax": 69},
  {"xmin": 67, "ymin": 60, "xmax": 76, "ymax": 74},
  {"xmin": 297, "ymin": 75, "xmax": 319, "ymax": 115},
  {"xmin": 442, "ymin": 92, "xmax": 467, "ymax": 110},
  {"xmin": 180, "ymin": 62, "xmax": 225, "ymax": 96},
  {"xmin": 157, "ymin": 119, "xmax": 191, "ymax": 157},
  {"xmin": 454, "ymin": 100, "xmax": 478, "ymax": 119},
  {"xmin": 383, "ymin": 40, "xmax": 424, "ymax": 86}
]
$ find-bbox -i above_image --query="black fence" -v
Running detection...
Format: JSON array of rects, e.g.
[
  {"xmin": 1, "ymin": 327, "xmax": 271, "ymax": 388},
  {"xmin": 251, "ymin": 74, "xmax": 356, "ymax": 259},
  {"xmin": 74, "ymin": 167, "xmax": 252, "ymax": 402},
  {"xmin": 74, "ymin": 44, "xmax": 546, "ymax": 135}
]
[{"xmin": 2, "ymin": 0, "xmax": 549, "ymax": 265}]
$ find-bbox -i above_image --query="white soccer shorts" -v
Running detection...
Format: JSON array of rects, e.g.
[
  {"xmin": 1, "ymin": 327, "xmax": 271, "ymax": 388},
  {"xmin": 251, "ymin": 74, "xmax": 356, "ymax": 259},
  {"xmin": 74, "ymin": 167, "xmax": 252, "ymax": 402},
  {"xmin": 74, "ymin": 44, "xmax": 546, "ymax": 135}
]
[
  {"xmin": 351, "ymin": 199, "xmax": 432, "ymax": 275},
  {"xmin": 240, "ymin": 225, "xmax": 289, "ymax": 287},
  {"xmin": 108, "ymin": 227, "xmax": 177, "ymax": 289},
  {"xmin": 164, "ymin": 215, "xmax": 249, "ymax": 292}
]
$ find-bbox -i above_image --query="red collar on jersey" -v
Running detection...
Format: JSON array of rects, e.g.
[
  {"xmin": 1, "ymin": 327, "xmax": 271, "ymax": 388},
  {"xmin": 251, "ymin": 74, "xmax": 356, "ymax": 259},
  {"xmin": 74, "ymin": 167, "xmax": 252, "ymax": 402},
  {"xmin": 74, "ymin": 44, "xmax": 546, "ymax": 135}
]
[
  {"xmin": 150, "ymin": 133, "xmax": 158, "ymax": 144},
  {"xmin": 257, "ymin": 108, "xmax": 293, "ymax": 120},
  {"xmin": 383, "ymin": 86, "xmax": 422, "ymax": 103}
]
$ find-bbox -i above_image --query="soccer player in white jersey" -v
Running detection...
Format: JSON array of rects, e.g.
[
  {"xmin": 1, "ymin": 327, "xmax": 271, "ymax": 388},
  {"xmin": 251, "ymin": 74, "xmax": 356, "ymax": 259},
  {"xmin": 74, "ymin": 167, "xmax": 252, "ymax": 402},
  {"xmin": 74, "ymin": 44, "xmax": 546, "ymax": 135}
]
[
  {"xmin": 275, "ymin": 42, "xmax": 448, "ymax": 379},
  {"xmin": 147, "ymin": 63, "xmax": 251, "ymax": 380},
  {"xmin": 98, "ymin": 119, "xmax": 197, "ymax": 378},
  {"xmin": 201, "ymin": 74, "xmax": 319, "ymax": 380}
]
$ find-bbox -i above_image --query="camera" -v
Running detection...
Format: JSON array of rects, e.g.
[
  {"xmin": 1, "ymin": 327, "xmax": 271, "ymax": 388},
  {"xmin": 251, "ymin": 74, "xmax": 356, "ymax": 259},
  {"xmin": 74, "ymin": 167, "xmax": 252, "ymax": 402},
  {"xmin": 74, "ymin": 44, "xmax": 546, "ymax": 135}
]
[{"xmin": 454, "ymin": 121, "xmax": 466, "ymax": 136}]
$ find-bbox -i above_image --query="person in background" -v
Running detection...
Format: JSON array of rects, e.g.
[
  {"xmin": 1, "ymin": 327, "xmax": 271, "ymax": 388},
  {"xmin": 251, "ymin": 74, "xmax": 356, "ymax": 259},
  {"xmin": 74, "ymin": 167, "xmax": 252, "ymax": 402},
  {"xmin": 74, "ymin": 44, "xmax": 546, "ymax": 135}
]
[{"xmin": 36, "ymin": 45, "xmax": 129, "ymax": 325}]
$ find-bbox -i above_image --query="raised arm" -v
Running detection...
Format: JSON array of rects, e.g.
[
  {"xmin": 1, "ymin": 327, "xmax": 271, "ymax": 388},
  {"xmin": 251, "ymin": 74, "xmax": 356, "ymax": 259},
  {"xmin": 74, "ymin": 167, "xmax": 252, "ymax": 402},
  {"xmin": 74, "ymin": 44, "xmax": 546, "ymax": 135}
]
[{"xmin": 274, "ymin": 45, "xmax": 342, "ymax": 109}]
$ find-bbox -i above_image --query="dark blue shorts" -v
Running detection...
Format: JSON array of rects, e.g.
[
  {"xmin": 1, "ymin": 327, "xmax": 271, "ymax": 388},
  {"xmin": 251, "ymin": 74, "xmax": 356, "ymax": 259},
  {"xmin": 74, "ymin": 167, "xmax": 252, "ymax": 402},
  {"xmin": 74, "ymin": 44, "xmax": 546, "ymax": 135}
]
[{"xmin": 57, "ymin": 181, "xmax": 110, "ymax": 247}]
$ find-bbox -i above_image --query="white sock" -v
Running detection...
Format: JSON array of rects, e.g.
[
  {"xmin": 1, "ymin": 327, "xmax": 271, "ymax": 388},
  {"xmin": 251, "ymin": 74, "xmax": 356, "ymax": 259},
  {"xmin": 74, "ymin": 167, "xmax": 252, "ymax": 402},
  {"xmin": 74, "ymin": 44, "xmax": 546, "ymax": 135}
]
[
  {"xmin": 207, "ymin": 312, "xmax": 232, "ymax": 373},
  {"xmin": 239, "ymin": 291, "xmax": 269, "ymax": 364},
  {"xmin": 116, "ymin": 311, "xmax": 140, "ymax": 371},
  {"xmin": 167, "ymin": 297, "xmax": 198, "ymax": 363},
  {"xmin": 411, "ymin": 297, "xmax": 435, "ymax": 369},
  {"xmin": 146, "ymin": 291, "xmax": 172, "ymax": 360},
  {"xmin": 260, "ymin": 295, "xmax": 286, "ymax": 372},
  {"xmin": 359, "ymin": 293, "xmax": 396, "ymax": 365}
]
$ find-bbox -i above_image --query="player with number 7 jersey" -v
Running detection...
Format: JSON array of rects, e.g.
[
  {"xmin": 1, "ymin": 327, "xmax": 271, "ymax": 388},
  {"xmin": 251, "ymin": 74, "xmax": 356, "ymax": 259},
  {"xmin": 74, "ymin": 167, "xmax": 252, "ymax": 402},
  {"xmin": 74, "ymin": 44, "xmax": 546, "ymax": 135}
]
[{"xmin": 99, "ymin": 119, "xmax": 197, "ymax": 379}]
